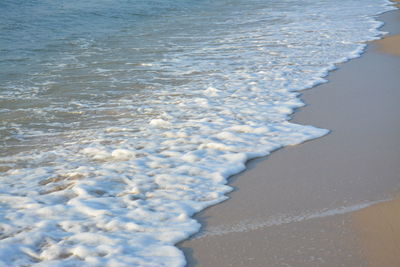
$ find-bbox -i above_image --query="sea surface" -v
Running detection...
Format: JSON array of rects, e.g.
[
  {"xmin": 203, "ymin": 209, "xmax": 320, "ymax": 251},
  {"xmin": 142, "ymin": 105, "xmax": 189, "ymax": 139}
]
[{"xmin": 0, "ymin": 0, "xmax": 395, "ymax": 266}]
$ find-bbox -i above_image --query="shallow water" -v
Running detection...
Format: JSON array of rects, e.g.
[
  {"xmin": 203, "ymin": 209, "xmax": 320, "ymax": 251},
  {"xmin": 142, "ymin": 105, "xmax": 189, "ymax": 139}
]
[{"xmin": 0, "ymin": 0, "xmax": 395, "ymax": 266}]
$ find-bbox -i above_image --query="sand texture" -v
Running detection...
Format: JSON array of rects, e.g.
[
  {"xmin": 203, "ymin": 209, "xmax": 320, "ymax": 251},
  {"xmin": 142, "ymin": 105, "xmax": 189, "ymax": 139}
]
[
  {"xmin": 179, "ymin": 8, "xmax": 400, "ymax": 267},
  {"xmin": 376, "ymin": 34, "xmax": 400, "ymax": 56},
  {"xmin": 352, "ymin": 197, "xmax": 400, "ymax": 267}
]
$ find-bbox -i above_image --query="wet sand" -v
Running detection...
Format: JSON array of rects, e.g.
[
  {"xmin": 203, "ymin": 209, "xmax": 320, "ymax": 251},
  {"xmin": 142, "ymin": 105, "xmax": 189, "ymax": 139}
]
[{"xmin": 179, "ymin": 6, "xmax": 400, "ymax": 267}]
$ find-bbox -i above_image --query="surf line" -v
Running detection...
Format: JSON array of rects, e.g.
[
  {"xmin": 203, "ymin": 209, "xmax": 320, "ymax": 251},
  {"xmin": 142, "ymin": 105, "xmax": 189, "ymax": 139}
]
[{"xmin": 191, "ymin": 199, "xmax": 387, "ymax": 239}]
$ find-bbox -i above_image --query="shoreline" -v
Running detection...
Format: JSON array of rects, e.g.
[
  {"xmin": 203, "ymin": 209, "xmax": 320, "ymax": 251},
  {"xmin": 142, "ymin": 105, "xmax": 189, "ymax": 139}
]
[{"xmin": 179, "ymin": 5, "xmax": 400, "ymax": 267}]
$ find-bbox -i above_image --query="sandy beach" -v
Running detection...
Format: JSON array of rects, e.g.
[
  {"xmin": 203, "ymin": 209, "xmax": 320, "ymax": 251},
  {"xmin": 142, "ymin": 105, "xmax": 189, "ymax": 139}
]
[
  {"xmin": 179, "ymin": 4, "xmax": 400, "ymax": 267},
  {"xmin": 352, "ymin": 198, "xmax": 400, "ymax": 267}
]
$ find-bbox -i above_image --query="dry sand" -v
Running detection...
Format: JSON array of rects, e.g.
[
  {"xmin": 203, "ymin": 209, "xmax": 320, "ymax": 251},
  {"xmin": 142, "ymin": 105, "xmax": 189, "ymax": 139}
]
[
  {"xmin": 179, "ymin": 6, "xmax": 400, "ymax": 267},
  {"xmin": 352, "ymin": 197, "xmax": 400, "ymax": 267},
  {"xmin": 376, "ymin": 34, "xmax": 400, "ymax": 56}
]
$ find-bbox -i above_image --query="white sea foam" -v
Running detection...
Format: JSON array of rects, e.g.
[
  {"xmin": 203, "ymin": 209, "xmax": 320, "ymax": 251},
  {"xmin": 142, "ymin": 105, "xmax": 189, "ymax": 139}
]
[{"xmin": 0, "ymin": 0, "xmax": 396, "ymax": 266}]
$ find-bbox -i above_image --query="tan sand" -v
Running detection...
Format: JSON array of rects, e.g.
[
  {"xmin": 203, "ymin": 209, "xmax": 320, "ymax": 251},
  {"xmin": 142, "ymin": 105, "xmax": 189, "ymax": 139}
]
[
  {"xmin": 376, "ymin": 34, "xmax": 400, "ymax": 56},
  {"xmin": 352, "ymin": 197, "xmax": 400, "ymax": 267},
  {"xmin": 179, "ymin": 8, "xmax": 400, "ymax": 267}
]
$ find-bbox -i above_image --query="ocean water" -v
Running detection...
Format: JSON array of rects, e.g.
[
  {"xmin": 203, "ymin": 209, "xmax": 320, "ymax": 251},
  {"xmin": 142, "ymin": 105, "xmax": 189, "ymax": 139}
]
[{"xmin": 0, "ymin": 0, "xmax": 395, "ymax": 266}]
